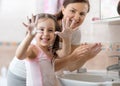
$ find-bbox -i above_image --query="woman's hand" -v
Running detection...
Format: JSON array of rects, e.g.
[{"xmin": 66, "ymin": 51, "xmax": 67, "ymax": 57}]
[
  {"xmin": 73, "ymin": 43, "xmax": 102, "ymax": 60},
  {"xmin": 55, "ymin": 18, "xmax": 77, "ymax": 57},
  {"xmin": 67, "ymin": 43, "xmax": 102, "ymax": 71},
  {"xmin": 23, "ymin": 14, "xmax": 38, "ymax": 36},
  {"xmin": 55, "ymin": 18, "xmax": 76, "ymax": 40}
]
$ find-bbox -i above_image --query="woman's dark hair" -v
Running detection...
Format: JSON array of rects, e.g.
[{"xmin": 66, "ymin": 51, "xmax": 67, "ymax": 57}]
[
  {"xmin": 117, "ymin": 1, "xmax": 120, "ymax": 15},
  {"xmin": 55, "ymin": 0, "xmax": 90, "ymax": 20},
  {"xmin": 37, "ymin": 13, "xmax": 61, "ymax": 58}
]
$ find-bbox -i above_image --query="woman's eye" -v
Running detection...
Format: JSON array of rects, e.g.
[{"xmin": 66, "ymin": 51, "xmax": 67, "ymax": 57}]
[
  {"xmin": 80, "ymin": 12, "xmax": 86, "ymax": 16},
  {"xmin": 70, "ymin": 10, "xmax": 76, "ymax": 13}
]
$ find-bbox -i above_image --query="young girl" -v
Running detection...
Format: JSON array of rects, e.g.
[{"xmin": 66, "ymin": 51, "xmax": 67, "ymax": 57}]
[{"xmin": 15, "ymin": 13, "xmax": 61, "ymax": 86}]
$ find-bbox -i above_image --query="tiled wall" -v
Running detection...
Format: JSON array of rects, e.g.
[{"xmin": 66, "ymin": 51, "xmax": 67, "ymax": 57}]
[{"xmin": 83, "ymin": 42, "xmax": 120, "ymax": 70}]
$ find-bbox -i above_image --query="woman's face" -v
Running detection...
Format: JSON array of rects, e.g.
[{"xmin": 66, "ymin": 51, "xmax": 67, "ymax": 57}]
[{"xmin": 62, "ymin": 3, "xmax": 88, "ymax": 29}]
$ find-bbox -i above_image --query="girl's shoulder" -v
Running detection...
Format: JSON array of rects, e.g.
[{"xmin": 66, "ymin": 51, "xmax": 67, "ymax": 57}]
[
  {"xmin": 29, "ymin": 44, "xmax": 41, "ymax": 54},
  {"xmin": 27, "ymin": 44, "xmax": 41, "ymax": 59}
]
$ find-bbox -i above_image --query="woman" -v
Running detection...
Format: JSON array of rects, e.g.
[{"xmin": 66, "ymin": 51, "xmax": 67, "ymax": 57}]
[
  {"xmin": 7, "ymin": 0, "xmax": 102, "ymax": 86},
  {"xmin": 54, "ymin": 0, "xmax": 101, "ymax": 71}
]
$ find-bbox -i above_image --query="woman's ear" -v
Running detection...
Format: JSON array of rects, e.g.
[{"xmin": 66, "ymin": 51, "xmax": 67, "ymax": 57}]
[{"xmin": 61, "ymin": 6, "xmax": 65, "ymax": 15}]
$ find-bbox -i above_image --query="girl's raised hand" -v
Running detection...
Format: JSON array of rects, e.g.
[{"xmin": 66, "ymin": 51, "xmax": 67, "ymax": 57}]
[{"xmin": 23, "ymin": 14, "xmax": 38, "ymax": 36}]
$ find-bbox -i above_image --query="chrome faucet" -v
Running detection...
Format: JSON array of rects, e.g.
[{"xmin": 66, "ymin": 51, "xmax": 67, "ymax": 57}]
[
  {"xmin": 77, "ymin": 67, "xmax": 87, "ymax": 73},
  {"xmin": 106, "ymin": 55, "xmax": 120, "ymax": 78}
]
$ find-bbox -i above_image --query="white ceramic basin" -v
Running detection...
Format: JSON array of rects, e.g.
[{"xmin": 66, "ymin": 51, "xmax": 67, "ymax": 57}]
[{"xmin": 57, "ymin": 71, "xmax": 120, "ymax": 86}]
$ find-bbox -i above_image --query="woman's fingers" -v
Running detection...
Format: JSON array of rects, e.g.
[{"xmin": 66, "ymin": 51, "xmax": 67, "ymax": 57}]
[
  {"xmin": 62, "ymin": 18, "xmax": 72, "ymax": 30},
  {"xmin": 70, "ymin": 20, "xmax": 75, "ymax": 29},
  {"xmin": 86, "ymin": 43, "xmax": 102, "ymax": 59},
  {"xmin": 62, "ymin": 19, "xmax": 65, "ymax": 31},
  {"xmin": 75, "ymin": 44, "xmax": 102, "ymax": 59},
  {"xmin": 66, "ymin": 17, "xmax": 70, "ymax": 28},
  {"xmin": 92, "ymin": 44, "xmax": 102, "ymax": 54},
  {"xmin": 55, "ymin": 31, "xmax": 61, "ymax": 36}
]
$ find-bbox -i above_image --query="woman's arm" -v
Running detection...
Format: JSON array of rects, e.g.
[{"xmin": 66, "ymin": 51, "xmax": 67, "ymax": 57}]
[
  {"xmin": 56, "ymin": 18, "xmax": 77, "ymax": 57},
  {"xmin": 56, "ymin": 38, "xmax": 71, "ymax": 57},
  {"xmin": 57, "ymin": 18, "xmax": 81, "ymax": 57},
  {"xmin": 54, "ymin": 43, "xmax": 102, "ymax": 72},
  {"xmin": 54, "ymin": 44, "xmax": 88, "ymax": 71}
]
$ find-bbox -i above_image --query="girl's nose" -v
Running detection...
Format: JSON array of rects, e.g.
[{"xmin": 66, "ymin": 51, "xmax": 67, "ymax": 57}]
[{"xmin": 43, "ymin": 30, "xmax": 49, "ymax": 36}]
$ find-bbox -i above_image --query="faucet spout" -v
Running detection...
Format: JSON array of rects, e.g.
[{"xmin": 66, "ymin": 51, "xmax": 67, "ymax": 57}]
[
  {"xmin": 77, "ymin": 68, "xmax": 87, "ymax": 73},
  {"xmin": 107, "ymin": 55, "xmax": 120, "ymax": 78},
  {"xmin": 107, "ymin": 64, "xmax": 120, "ymax": 71}
]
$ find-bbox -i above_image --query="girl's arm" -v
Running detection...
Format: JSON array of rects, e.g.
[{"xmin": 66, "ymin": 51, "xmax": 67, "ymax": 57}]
[
  {"xmin": 16, "ymin": 15, "xmax": 37, "ymax": 60},
  {"xmin": 15, "ymin": 34, "xmax": 34, "ymax": 60}
]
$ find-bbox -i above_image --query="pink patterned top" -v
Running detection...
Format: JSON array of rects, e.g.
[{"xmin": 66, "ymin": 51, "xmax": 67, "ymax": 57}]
[{"xmin": 25, "ymin": 45, "xmax": 59, "ymax": 86}]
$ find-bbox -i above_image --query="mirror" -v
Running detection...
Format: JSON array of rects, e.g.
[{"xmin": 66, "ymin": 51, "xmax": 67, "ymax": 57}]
[{"xmin": 100, "ymin": 0, "xmax": 120, "ymax": 19}]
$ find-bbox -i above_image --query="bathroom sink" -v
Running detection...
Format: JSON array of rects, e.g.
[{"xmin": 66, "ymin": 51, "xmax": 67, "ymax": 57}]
[{"xmin": 57, "ymin": 71, "xmax": 120, "ymax": 86}]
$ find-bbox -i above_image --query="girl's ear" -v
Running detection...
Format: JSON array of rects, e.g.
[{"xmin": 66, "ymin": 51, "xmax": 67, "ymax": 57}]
[{"xmin": 61, "ymin": 6, "xmax": 65, "ymax": 15}]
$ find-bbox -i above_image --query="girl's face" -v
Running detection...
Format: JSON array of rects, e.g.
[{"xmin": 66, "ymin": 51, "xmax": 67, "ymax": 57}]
[
  {"xmin": 62, "ymin": 3, "xmax": 88, "ymax": 29},
  {"xmin": 35, "ymin": 18, "xmax": 55, "ymax": 48}
]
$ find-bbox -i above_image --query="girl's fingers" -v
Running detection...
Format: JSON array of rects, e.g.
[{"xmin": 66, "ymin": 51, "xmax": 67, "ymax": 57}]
[
  {"xmin": 22, "ymin": 22, "xmax": 30, "ymax": 32},
  {"xmin": 22, "ymin": 22, "xmax": 28, "ymax": 27},
  {"xmin": 27, "ymin": 16, "xmax": 31, "ymax": 24},
  {"xmin": 35, "ymin": 15, "xmax": 39, "ymax": 25},
  {"xmin": 32, "ymin": 14, "xmax": 35, "ymax": 23}
]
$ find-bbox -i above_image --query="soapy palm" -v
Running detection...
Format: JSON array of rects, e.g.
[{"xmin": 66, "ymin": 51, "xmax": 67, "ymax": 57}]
[
  {"xmin": 67, "ymin": 44, "xmax": 102, "ymax": 71},
  {"xmin": 23, "ymin": 15, "xmax": 38, "ymax": 36},
  {"xmin": 71, "ymin": 43, "xmax": 102, "ymax": 62},
  {"xmin": 55, "ymin": 18, "xmax": 75, "ymax": 40}
]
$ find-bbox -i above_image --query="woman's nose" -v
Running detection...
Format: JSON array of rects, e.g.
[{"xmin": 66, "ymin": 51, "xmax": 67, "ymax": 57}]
[{"xmin": 74, "ymin": 13, "xmax": 80, "ymax": 21}]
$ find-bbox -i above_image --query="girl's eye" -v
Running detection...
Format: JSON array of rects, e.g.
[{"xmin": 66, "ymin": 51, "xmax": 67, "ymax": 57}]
[
  {"xmin": 40, "ymin": 28, "xmax": 44, "ymax": 31},
  {"xmin": 48, "ymin": 29, "xmax": 54, "ymax": 32},
  {"xmin": 36, "ymin": 28, "xmax": 44, "ymax": 33}
]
